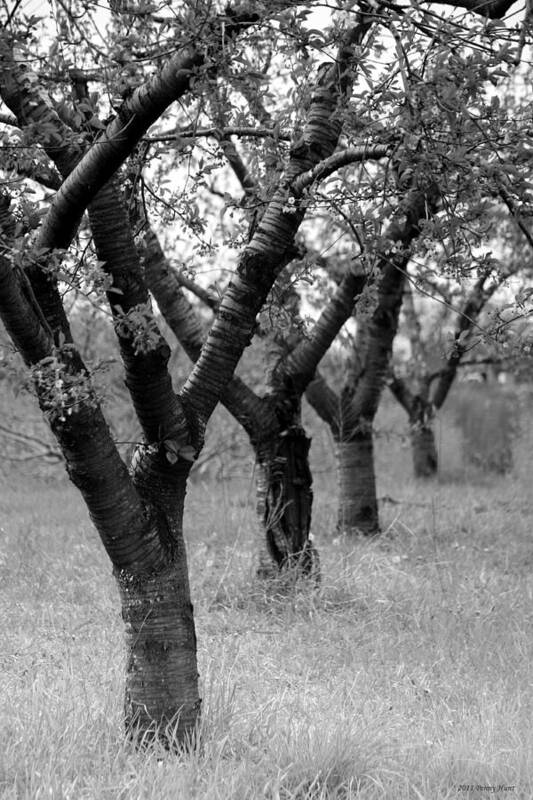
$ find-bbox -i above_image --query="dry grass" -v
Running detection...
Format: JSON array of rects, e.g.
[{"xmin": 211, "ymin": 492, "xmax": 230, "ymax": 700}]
[{"xmin": 0, "ymin": 395, "xmax": 532, "ymax": 799}]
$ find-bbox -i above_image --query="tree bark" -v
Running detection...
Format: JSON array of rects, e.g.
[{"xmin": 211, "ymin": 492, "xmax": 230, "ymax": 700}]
[
  {"xmin": 0, "ymin": 7, "xmax": 263, "ymax": 254},
  {"xmin": 0, "ymin": 8, "xmax": 375, "ymax": 745},
  {"xmin": 335, "ymin": 426, "xmax": 379, "ymax": 535},
  {"xmin": 410, "ymin": 419, "xmax": 438, "ymax": 478},
  {"xmin": 389, "ymin": 374, "xmax": 439, "ymax": 478},
  {"xmin": 254, "ymin": 424, "xmax": 318, "ymax": 578},
  {"xmin": 118, "ymin": 448, "xmax": 200, "ymax": 744},
  {"xmin": 180, "ymin": 18, "xmax": 373, "ymax": 426}
]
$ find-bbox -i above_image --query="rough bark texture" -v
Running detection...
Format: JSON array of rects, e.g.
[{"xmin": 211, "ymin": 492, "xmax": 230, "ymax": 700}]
[
  {"xmin": 255, "ymin": 425, "xmax": 317, "ymax": 577},
  {"xmin": 329, "ymin": 258, "xmax": 407, "ymax": 535},
  {"xmin": 1, "ymin": 9, "xmax": 373, "ymax": 737},
  {"xmin": 118, "ymin": 448, "xmax": 199, "ymax": 744},
  {"xmin": 85, "ymin": 183, "xmax": 200, "ymax": 744},
  {"xmin": 0, "ymin": 190, "xmax": 201, "ymax": 745},
  {"xmin": 335, "ymin": 428, "xmax": 379, "ymax": 535},
  {"xmin": 146, "ymin": 245, "xmax": 366, "ymax": 574},
  {"xmin": 88, "ymin": 179, "xmax": 189, "ymax": 444},
  {"xmin": 118, "ymin": 563, "xmax": 199, "ymax": 744}
]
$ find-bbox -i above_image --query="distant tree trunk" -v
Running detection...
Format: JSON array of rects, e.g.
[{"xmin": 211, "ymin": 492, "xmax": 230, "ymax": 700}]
[
  {"xmin": 389, "ymin": 378, "xmax": 439, "ymax": 479},
  {"xmin": 410, "ymin": 422, "xmax": 438, "ymax": 478},
  {"xmin": 335, "ymin": 424, "xmax": 379, "ymax": 535},
  {"xmin": 404, "ymin": 393, "xmax": 438, "ymax": 478},
  {"xmin": 254, "ymin": 424, "xmax": 318, "ymax": 577},
  {"xmin": 409, "ymin": 407, "xmax": 438, "ymax": 478}
]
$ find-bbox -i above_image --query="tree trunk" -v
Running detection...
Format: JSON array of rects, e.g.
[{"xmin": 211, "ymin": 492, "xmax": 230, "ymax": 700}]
[
  {"xmin": 255, "ymin": 425, "xmax": 318, "ymax": 578},
  {"xmin": 118, "ymin": 448, "xmax": 200, "ymax": 746},
  {"xmin": 410, "ymin": 421, "xmax": 438, "ymax": 478},
  {"xmin": 335, "ymin": 427, "xmax": 379, "ymax": 535},
  {"xmin": 117, "ymin": 561, "xmax": 199, "ymax": 746}
]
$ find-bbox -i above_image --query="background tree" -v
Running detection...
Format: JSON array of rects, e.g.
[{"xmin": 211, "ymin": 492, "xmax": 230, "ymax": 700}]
[
  {"xmin": 305, "ymin": 13, "xmax": 531, "ymax": 532},
  {"xmin": 306, "ymin": 165, "xmax": 439, "ymax": 533},
  {"xmin": 389, "ymin": 262, "xmax": 515, "ymax": 477}
]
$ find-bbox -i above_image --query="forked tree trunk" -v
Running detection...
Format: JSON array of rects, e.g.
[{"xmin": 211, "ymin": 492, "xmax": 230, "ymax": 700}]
[
  {"xmin": 335, "ymin": 424, "xmax": 379, "ymax": 535},
  {"xmin": 255, "ymin": 425, "xmax": 318, "ymax": 578},
  {"xmin": 118, "ymin": 451, "xmax": 199, "ymax": 745}
]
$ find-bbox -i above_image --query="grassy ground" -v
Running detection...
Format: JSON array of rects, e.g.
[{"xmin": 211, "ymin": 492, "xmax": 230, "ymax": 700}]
[{"xmin": 0, "ymin": 394, "xmax": 532, "ymax": 799}]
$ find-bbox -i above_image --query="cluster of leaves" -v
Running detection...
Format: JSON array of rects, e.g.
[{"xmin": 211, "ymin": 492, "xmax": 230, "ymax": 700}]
[
  {"xmin": 31, "ymin": 350, "xmax": 98, "ymax": 423},
  {"xmin": 113, "ymin": 301, "xmax": 163, "ymax": 354}
]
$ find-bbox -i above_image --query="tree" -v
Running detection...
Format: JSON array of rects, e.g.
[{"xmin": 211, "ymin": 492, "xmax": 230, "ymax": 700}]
[
  {"xmin": 305, "ymin": 7, "xmax": 530, "ymax": 532},
  {"xmin": 0, "ymin": 0, "xmax": 527, "ymax": 746},
  {"xmin": 0, "ymin": 1, "xmax": 380, "ymax": 744},
  {"xmin": 389, "ymin": 266, "xmax": 511, "ymax": 477},
  {"xmin": 306, "ymin": 167, "xmax": 439, "ymax": 533}
]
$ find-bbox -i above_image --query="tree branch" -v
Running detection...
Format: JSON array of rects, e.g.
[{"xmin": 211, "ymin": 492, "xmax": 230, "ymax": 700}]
[
  {"xmin": 0, "ymin": 39, "xmax": 84, "ymax": 345},
  {"xmin": 0, "ymin": 110, "xmax": 18, "ymax": 127},
  {"xmin": 7, "ymin": 6, "xmax": 265, "ymax": 254},
  {"xmin": 142, "ymin": 226, "xmax": 274, "ymax": 438},
  {"xmin": 146, "ymin": 125, "xmax": 291, "ymax": 144},
  {"xmin": 88, "ymin": 177, "xmax": 188, "ymax": 443},
  {"xmin": 0, "ymin": 192, "xmax": 53, "ymax": 364},
  {"xmin": 173, "ymin": 269, "xmax": 220, "ymax": 312},
  {"xmin": 0, "ymin": 190, "xmax": 165, "ymax": 573},
  {"xmin": 388, "ymin": 370, "xmax": 415, "ymax": 414},
  {"xmin": 291, "ymin": 144, "xmax": 392, "ymax": 196},
  {"xmin": 181, "ymin": 15, "xmax": 375, "ymax": 425},
  {"xmin": 419, "ymin": 0, "xmax": 518, "ymax": 18},
  {"xmin": 341, "ymin": 174, "xmax": 441, "ymax": 431},
  {"xmin": 305, "ymin": 371, "xmax": 340, "ymax": 434},
  {"xmin": 430, "ymin": 270, "xmax": 502, "ymax": 408},
  {"xmin": 280, "ymin": 263, "xmax": 368, "ymax": 395}
]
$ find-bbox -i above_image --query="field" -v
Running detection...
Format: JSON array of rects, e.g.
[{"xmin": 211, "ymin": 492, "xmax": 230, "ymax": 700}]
[{"xmin": 0, "ymin": 390, "xmax": 532, "ymax": 800}]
